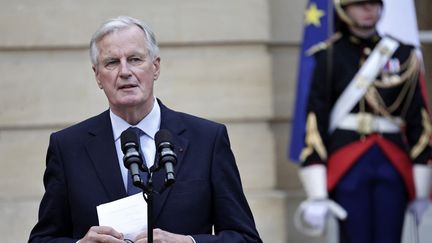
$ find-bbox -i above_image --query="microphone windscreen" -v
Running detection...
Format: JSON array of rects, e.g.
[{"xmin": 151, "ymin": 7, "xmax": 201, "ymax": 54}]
[
  {"xmin": 155, "ymin": 129, "xmax": 173, "ymax": 146},
  {"xmin": 120, "ymin": 129, "xmax": 140, "ymax": 153}
]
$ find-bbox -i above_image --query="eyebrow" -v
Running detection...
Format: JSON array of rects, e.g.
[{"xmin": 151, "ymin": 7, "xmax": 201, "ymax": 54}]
[
  {"xmin": 101, "ymin": 57, "xmax": 119, "ymax": 64},
  {"xmin": 103, "ymin": 51, "xmax": 147, "ymax": 60}
]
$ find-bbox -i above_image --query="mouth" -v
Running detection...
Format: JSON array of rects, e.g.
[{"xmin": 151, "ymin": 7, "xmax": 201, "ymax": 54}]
[{"xmin": 119, "ymin": 84, "xmax": 138, "ymax": 90}]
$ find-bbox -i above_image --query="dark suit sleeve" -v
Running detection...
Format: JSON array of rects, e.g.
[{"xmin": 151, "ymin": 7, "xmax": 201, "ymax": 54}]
[
  {"xmin": 191, "ymin": 125, "xmax": 262, "ymax": 243},
  {"xmin": 29, "ymin": 133, "xmax": 76, "ymax": 243}
]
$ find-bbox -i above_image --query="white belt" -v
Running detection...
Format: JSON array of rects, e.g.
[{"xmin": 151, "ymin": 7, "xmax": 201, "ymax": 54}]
[{"xmin": 336, "ymin": 114, "xmax": 403, "ymax": 134}]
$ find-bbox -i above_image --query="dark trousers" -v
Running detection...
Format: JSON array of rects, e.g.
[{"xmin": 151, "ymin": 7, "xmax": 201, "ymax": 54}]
[{"xmin": 331, "ymin": 145, "xmax": 408, "ymax": 243}]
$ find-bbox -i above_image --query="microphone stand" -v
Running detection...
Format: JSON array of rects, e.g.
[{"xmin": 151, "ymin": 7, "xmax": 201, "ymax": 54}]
[
  {"xmin": 122, "ymin": 129, "xmax": 176, "ymax": 243},
  {"xmin": 134, "ymin": 164, "xmax": 174, "ymax": 243},
  {"xmin": 144, "ymin": 176, "xmax": 154, "ymax": 243}
]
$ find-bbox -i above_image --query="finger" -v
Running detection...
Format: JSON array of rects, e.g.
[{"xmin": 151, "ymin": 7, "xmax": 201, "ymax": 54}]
[
  {"xmin": 81, "ymin": 231, "xmax": 124, "ymax": 243},
  {"xmin": 152, "ymin": 228, "xmax": 190, "ymax": 243},
  {"xmin": 89, "ymin": 226, "xmax": 124, "ymax": 239},
  {"xmin": 152, "ymin": 228, "xmax": 167, "ymax": 238}
]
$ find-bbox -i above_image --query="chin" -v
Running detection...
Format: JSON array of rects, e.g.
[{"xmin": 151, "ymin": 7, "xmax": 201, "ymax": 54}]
[
  {"xmin": 113, "ymin": 98, "xmax": 141, "ymax": 107},
  {"xmin": 358, "ymin": 23, "xmax": 376, "ymax": 31}
]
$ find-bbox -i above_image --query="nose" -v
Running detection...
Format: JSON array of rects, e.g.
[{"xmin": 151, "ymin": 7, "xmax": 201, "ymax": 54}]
[{"xmin": 119, "ymin": 60, "xmax": 132, "ymax": 79}]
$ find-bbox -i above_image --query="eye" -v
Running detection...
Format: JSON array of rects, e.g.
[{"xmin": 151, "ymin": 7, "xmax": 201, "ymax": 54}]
[
  {"xmin": 128, "ymin": 57, "xmax": 144, "ymax": 65},
  {"xmin": 104, "ymin": 60, "xmax": 120, "ymax": 70}
]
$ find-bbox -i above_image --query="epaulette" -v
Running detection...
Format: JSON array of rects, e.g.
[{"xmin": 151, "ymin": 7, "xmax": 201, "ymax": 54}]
[{"xmin": 306, "ymin": 32, "xmax": 342, "ymax": 56}]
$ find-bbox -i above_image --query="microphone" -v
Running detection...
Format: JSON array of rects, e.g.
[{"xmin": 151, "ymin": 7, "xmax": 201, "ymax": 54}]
[
  {"xmin": 155, "ymin": 129, "xmax": 177, "ymax": 186},
  {"xmin": 120, "ymin": 128, "xmax": 144, "ymax": 186}
]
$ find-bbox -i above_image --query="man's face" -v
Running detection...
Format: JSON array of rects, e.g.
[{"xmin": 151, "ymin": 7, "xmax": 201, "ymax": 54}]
[
  {"xmin": 345, "ymin": 2, "xmax": 382, "ymax": 29},
  {"xmin": 93, "ymin": 25, "xmax": 160, "ymax": 114}
]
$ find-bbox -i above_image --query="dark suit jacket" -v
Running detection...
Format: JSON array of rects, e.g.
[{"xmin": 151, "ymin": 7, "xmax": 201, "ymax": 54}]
[{"xmin": 29, "ymin": 100, "xmax": 262, "ymax": 243}]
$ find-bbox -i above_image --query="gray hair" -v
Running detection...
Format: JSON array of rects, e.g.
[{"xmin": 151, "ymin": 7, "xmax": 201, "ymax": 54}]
[{"xmin": 89, "ymin": 16, "xmax": 160, "ymax": 65}]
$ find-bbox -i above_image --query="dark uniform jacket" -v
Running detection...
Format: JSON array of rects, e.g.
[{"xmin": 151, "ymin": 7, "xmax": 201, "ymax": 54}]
[{"xmin": 301, "ymin": 31, "xmax": 432, "ymax": 197}]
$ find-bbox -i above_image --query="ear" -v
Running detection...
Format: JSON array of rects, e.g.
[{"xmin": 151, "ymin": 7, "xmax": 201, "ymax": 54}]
[
  {"xmin": 152, "ymin": 57, "xmax": 161, "ymax": 81},
  {"xmin": 92, "ymin": 65, "xmax": 103, "ymax": 89}
]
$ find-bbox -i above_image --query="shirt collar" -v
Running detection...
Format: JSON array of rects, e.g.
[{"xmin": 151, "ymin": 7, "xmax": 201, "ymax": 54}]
[{"xmin": 110, "ymin": 98, "xmax": 161, "ymax": 141}]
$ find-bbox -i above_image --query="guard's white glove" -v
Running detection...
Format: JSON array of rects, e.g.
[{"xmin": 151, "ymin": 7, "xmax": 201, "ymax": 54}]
[
  {"xmin": 294, "ymin": 165, "xmax": 347, "ymax": 236},
  {"xmin": 302, "ymin": 200, "xmax": 329, "ymax": 229},
  {"xmin": 409, "ymin": 164, "xmax": 432, "ymax": 224},
  {"xmin": 408, "ymin": 198, "xmax": 430, "ymax": 224}
]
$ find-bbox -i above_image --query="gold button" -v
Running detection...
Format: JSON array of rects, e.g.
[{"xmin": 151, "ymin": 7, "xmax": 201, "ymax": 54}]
[{"xmin": 363, "ymin": 47, "xmax": 371, "ymax": 55}]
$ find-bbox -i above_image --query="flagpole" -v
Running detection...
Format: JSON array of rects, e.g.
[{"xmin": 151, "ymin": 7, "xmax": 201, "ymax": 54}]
[{"xmin": 325, "ymin": 1, "xmax": 340, "ymax": 243}]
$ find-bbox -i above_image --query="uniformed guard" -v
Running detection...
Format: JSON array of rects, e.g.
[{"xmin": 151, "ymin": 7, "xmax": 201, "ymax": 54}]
[{"xmin": 294, "ymin": 0, "xmax": 432, "ymax": 242}]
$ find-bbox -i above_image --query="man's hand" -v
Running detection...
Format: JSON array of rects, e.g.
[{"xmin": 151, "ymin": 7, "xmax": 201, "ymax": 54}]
[
  {"xmin": 78, "ymin": 226, "xmax": 125, "ymax": 243},
  {"xmin": 134, "ymin": 228, "xmax": 194, "ymax": 243}
]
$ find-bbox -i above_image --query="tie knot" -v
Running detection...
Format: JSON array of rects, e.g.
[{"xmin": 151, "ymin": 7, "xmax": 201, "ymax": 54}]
[{"xmin": 127, "ymin": 126, "xmax": 143, "ymax": 136}]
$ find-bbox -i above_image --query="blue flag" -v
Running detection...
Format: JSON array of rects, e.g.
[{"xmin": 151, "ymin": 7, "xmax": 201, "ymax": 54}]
[{"xmin": 288, "ymin": 0, "xmax": 333, "ymax": 162}]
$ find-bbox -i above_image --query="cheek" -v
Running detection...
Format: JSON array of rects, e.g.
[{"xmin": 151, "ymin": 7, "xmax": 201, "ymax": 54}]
[
  {"xmin": 135, "ymin": 69, "xmax": 155, "ymax": 82},
  {"xmin": 98, "ymin": 72, "xmax": 116, "ymax": 84},
  {"xmin": 374, "ymin": 9, "xmax": 381, "ymax": 19}
]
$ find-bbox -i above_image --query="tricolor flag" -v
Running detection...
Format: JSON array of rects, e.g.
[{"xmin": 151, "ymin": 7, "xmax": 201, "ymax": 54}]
[
  {"xmin": 377, "ymin": 0, "xmax": 420, "ymax": 47},
  {"xmin": 288, "ymin": 0, "xmax": 427, "ymax": 162}
]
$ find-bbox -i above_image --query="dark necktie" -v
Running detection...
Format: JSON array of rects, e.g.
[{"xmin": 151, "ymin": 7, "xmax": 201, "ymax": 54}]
[{"xmin": 126, "ymin": 127, "xmax": 147, "ymax": 195}]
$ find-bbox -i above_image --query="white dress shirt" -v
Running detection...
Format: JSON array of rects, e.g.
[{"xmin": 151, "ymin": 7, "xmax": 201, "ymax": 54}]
[{"xmin": 109, "ymin": 98, "xmax": 161, "ymax": 190}]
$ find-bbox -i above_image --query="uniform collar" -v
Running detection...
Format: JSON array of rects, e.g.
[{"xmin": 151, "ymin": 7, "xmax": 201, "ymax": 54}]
[{"xmin": 348, "ymin": 31, "xmax": 381, "ymax": 47}]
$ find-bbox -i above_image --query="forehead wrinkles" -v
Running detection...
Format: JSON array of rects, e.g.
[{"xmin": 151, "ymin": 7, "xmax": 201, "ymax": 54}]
[{"xmin": 97, "ymin": 29, "xmax": 149, "ymax": 60}]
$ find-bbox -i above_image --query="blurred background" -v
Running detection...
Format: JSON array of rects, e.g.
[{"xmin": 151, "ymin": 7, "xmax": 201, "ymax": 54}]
[{"xmin": 0, "ymin": 0, "xmax": 431, "ymax": 242}]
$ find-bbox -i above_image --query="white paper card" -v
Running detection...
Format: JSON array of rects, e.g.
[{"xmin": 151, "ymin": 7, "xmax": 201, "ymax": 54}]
[{"xmin": 97, "ymin": 193, "xmax": 148, "ymax": 241}]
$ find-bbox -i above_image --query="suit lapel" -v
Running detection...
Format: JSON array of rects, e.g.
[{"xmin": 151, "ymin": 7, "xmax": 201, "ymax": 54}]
[
  {"xmin": 152, "ymin": 101, "xmax": 189, "ymax": 222},
  {"xmin": 85, "ymin": 111, "xmax": 127, "ymax": 201},
  {"xmin": 82, "ymin": 104, "xmax": 190, "ymax": 221}
]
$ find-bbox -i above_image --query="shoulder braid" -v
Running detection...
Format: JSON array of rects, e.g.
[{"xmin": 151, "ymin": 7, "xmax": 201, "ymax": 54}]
[{"xmin": 306, "ymin": 32, "xmax": 342, "ymax": 56}]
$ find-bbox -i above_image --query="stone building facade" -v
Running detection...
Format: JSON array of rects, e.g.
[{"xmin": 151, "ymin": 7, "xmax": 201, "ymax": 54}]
[{"xmin": 0, "ymin": 0, "xmax": 430, "ymax": 242}]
